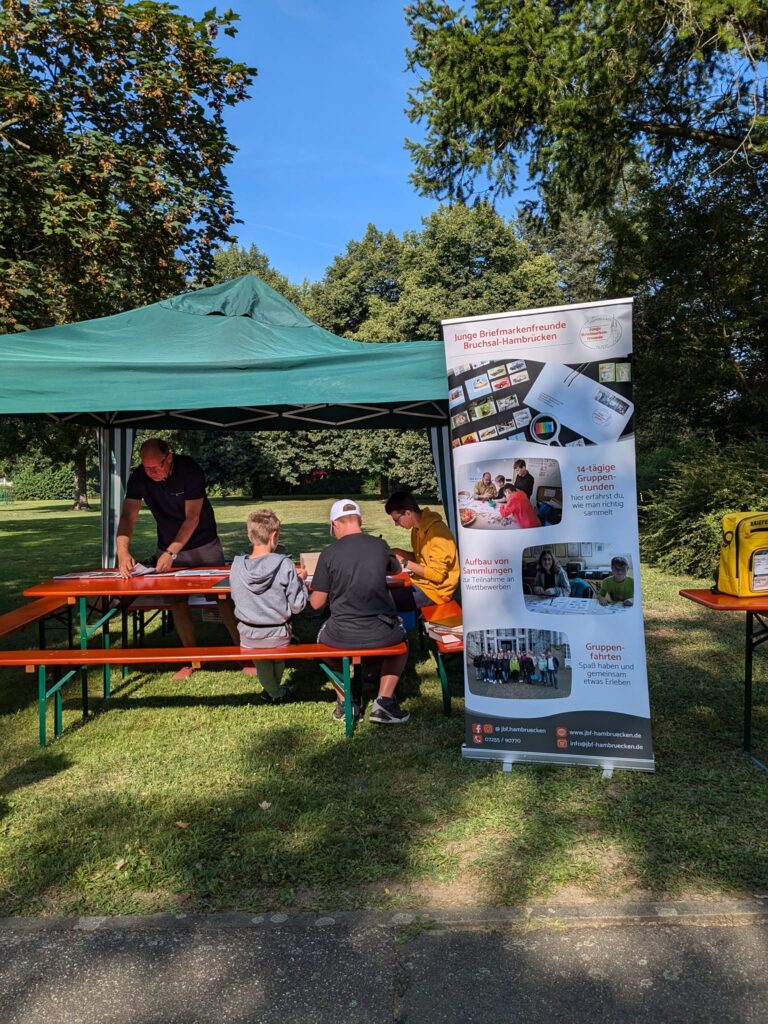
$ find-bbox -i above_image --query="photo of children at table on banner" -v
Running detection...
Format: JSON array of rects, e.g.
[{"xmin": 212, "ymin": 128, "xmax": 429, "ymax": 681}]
[
  {"xmin": 521, "ymin": 545, "xmax": 635, "ymax": 614},
  {"xmin": 457, "ymin": 457, "xmax": 562, "ymax": 530},
  {"xmin": 448, "ymin": 355, "xmax": 634, "ymax": 450},
  {"xmin": 467, "ymin": 627, "xmax": 571, "ymax": 700}
]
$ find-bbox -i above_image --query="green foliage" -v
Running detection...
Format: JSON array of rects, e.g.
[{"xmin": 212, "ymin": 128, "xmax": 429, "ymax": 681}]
[
  {"xmin": 0, "ymin": 0, "xmax": 255, "ymax": 330},
  {"xmin": 0, "ymin": 421, "xmax": 98, "ymax": 507},
  {"xmin": 641, "ymin": 435, "xmax": 768, "ymax": 577},
  {"xmin": 307, "ymin": 203, "xmax": 561, "ymax": 342},
  {"xmin": 618, "ymin": 167, "xmax": 767, "ymax": 437},
  {"xmin": 208, "ymin": 244, "xmax": 305, "ymax": 307},
  {"xmin": 304, "ymin": 225, "xmax": 403, "ymax": 337},
  {"xmin": 405, "ymin": 1, "xmax": 768, "ymax": 208},
  {"xmin": 11, "ymin": 461, "xmax": 75, "ymax": 501}
]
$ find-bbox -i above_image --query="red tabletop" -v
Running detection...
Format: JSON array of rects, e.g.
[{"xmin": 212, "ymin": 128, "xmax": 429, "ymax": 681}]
[
  {"xmin": 24, "ymin": 570, "xmax": 230, "ymax": 600},
  {"xmin": 24, "ymin": 568, "xmax": 413, "ymax": 601},
  {"xmin": 680, "ymin": 588, "xmax": 768, "ymax": 613}
]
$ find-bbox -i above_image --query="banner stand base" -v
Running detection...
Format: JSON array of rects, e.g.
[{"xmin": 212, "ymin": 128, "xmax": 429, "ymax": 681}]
[{"xmin": 462, "ymin": 746, "xmax": 655, "ymax": 773}]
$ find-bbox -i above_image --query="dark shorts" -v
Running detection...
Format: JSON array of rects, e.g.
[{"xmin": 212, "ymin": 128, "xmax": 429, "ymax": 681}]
[
  {"xmin": 317, "ymin": 615, "xmax": 406, "ymax": 651},
  {"xmin": 154, "ymin": 537, "xmax": 225, "ymax": 568}
]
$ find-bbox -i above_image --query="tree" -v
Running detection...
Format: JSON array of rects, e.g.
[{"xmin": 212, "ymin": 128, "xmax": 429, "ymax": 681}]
[
  {"xmin": 0, "ymin": 0, "xmax": 254, "ymax": 506},
  {"xmin": 404, "ymin": 1, "xmax": 768, "ymax": 210},
  {"xmin": 0, "ymin": 0, "xmax": 254, "ymax": 330},
  {"xmin": 304, "ymin": 225, "xmax": 404, "ymax": 337},
  {"xmin": 404, "ymin": 3, "xmax": 768, "ymax": 451},
  {"xmin": 605, "ymin": 164, "xmax": 768, "ymax": 441},
  {"xmin": 360, "ymin": 202, "xmax": 562, "ymax": 341},
  {"xmin": 209, "ymin": 243, "xmax": 304, "ymax": 306},
  {"xmin": 304, "ymin": 203, "xmax": 563, "ymax": 494}
]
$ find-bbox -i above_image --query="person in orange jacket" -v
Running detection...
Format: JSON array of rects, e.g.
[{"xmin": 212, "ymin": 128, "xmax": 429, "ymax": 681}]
[{"xmin": 385, "ymin": 491, "xmax": 460, "ymax": 607}]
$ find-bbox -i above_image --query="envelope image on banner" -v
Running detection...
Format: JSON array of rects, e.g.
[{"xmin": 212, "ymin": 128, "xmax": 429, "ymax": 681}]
[{"xmin": 524, "ymin": 363, "xmax": 634, "ymax": 443}]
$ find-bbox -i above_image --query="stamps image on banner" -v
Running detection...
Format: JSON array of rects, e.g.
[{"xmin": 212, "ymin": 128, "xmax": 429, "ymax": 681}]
[
  {"xmin": 491, "ymin": 376, "xmax": 512, "ymax": 392},
  {"xmin": 478, "ymin": 425, "xmax": 499, "ymax": 441},
  {"xmin": 487, "ymin": 364, "xmax": 510, "ymax": 381},
  {"xmin": 451, "ymin": 410, "xmax": 470, "ymax": 430},
  {"xmin": 506, "ymin": 359, "xmax": 527, "ymax": 375},
  {"xmin": 523, "ymin": 363, "xmax": 634, "ymax": 443},
  {"xmin": 470, "ymin": 399, "xmax": 497, "ymax": 421},
  {"xmin": 449, "ymin": 384, "xmax": 466, "ymax": 409},
  {"xmin": 467, "ymin": 373, "xmax": 493, "ymax": 398},
  {"xmin": 461, "ymin": 432, "xmax": 479, "ymax": 444},
  {"xmin": 513, "ymin": 407, "xmax": 532, "ymax": 428},
  {"xmin": 497, "ymin": 394, "xmax": 519, "ymax": 412}
]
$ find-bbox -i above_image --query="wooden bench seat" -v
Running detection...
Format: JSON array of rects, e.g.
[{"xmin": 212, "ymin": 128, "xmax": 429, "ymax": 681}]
[
  {"xmin": 419, "ymin": 600, "xmax": 464, "ymax": 716},
  {"xmin": 0, "ymin": 641, "xmax": 408, "ymax": 745},
  {"xmin": 0, "ymin": 597, "xmax": 70, "ymax": 643}
]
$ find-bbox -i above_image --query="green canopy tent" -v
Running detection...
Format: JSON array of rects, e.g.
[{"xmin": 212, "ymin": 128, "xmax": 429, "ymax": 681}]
[{"xmin": 0, "ymin": 276, "xmax": 455, "ymax": 560}]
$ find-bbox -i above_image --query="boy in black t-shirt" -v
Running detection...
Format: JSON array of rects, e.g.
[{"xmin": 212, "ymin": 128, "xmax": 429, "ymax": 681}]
[{"xmin": 310, "ymin": 499, "xmax": 409, "ymax": 724}]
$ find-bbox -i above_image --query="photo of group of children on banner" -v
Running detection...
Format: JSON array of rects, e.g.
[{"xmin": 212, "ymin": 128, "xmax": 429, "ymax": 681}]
[
  {"xmin": 448, "ymin": 356, "xmax": 634, "ymax": 449},
  {"xmin": 466, "ymin": 628, "xmax": 571, "ymax": 700}
]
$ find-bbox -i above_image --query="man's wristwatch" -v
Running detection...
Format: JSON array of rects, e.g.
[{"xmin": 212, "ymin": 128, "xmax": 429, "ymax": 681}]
[{"xmin": 164, "ymin": 550, "xmax": 178, "ymax": 561}]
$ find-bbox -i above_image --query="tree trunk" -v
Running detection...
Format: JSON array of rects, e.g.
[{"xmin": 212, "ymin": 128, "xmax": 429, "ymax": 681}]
[
  {"xmin": 72, "ymin": 452, "xmax": 90, "ymax": 510},
  {"xmin": 250, "ymin": 474, "xmax": 262, "ymax": 499},
  {"xmin": 379, "ymin": 473, "xmax": 390, "ymax": 498}
]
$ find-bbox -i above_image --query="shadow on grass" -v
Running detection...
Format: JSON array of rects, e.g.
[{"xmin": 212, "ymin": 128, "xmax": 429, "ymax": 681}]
[
  {"xmin": 1, "ymin": 539, "xmax": 767, "ymax": 915},
  {"xmin": 0, "ymin": 752, "xmax": 72, "ymax": 824}
]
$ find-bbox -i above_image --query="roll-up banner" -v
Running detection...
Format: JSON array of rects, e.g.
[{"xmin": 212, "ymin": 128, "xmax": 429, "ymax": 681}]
[{"xmin": 442, "ymin": 299, "xmax": 654, "ymax": 772}]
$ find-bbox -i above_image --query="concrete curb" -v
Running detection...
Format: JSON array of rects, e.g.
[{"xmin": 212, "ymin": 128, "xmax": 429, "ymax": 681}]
[{"xmin": 1, "ymin": 897, "xmax": 767, "ymax": 934}]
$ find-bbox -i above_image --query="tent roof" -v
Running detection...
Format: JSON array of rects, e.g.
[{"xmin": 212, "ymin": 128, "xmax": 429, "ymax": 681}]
[{"xmin": 0, "ymin": 276, "xmax": 449, "ymax": 430}]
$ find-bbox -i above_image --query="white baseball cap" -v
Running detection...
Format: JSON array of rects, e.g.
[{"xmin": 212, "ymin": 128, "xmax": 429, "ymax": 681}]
[{"xmin": 329, "ymin": 498, "xmax": 362, "ymax": 533}]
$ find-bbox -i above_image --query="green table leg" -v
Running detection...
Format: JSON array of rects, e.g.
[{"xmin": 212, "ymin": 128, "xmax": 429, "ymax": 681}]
[
  {"xmin": 54, "ymin": 688, "xmax": 63, "ymax": 739},
  {"xmin": 103, "ymin": 599, "xmax": 111, "ymax": 699},
  {"xmin": 430, "ymin": 641, "xmax": 452, "ymax": 717},
  {"xmin": 79, "ymin": 596, "xmax": 88, "ymax": 719},
  {"xmin": 38, "ymin": 666, "xmax": 47, "ymax": 747},
  {"xmin": 343, "ymin": 657, "xmax": 354, "ymax": 737}
]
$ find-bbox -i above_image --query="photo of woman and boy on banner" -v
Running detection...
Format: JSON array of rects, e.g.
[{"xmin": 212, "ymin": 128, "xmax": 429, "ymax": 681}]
[
  {"xmin": 521, "ymin": 545, "xmax": 635, "ymax": 615},
  {"xmin": 448, "ymin": 356, "xmax": 634, "ymax": 449}
]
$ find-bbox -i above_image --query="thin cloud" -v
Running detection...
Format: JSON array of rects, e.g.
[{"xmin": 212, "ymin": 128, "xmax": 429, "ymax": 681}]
[{"xmin": 241, "ymin": 222, "xmax": 339, "ymax": 250}]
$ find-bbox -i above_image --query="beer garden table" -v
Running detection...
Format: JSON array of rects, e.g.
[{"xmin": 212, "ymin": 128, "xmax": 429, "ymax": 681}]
[{"xmin": 680, "ymin": 589, "xmax": 768, "ymax": 772}]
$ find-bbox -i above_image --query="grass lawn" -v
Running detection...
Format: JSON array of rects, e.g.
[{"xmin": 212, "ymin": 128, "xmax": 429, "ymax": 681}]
[{"xmin": 0, "ymin": 498, "xmax": 766, "ymax": 916}]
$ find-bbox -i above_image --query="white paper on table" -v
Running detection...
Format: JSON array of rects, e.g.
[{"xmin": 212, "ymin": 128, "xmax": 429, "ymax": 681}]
[{"xmin": 54, "ymin": 564, "xmax": 155, "ymax": 580}]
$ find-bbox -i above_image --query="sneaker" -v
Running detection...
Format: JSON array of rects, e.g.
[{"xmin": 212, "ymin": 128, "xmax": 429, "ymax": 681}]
[
  {"xmin": 331, "ymin": 699, "xmax": 361, "ymax": 722},
  {"xmin": 263, "ymin": 682, "xmax": 297, "ymax": 706},
  {"xmin": 369, "ymin": 696, "xmax": 410, "ymax": 725}
]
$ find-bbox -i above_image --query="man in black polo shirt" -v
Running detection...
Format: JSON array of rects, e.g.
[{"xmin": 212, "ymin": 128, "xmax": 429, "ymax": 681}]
[
  {"xmin": 308, "ymin": 499, "xmax": 409, "ymax": 724},
  {"xmin": 117, "ymin": 439, "xmax": 239, "ymax": 658}
]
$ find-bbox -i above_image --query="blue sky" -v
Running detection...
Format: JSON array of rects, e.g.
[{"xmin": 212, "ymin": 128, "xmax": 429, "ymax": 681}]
[{"xmin": 182, "ymin": 1, "xmax": 520, "ymax": 285}]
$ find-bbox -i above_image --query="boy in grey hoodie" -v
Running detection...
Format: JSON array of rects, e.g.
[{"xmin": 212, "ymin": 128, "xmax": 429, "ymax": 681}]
[{"xmin": 229, "ymin": 508, "xmax": 308, "ymax": 703}]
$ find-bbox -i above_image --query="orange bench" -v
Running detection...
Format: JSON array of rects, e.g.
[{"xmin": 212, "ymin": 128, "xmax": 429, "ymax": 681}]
[
  {"xmin": 0, "ymin": 641, "xmax": 408, "ymax": 745},
  {"xmin": 420, "ymin": 600, "xmax": 464, "ymax": 715},
  {"xmin": 0, "ymin": 597, "xmax": 71, "ymax": 644}
]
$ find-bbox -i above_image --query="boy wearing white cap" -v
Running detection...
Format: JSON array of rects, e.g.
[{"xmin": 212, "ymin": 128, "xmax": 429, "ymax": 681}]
[{"xmin": 308, "ymin": 499, "xmax": 410, "ymax": 724}]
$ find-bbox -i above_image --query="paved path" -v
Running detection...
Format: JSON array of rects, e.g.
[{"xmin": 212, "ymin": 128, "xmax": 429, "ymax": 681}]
[{"xmin": 1, "ymin": 900, "xmax": 767, "ymax": 1023}]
